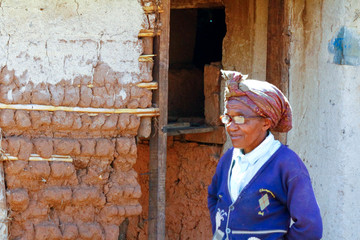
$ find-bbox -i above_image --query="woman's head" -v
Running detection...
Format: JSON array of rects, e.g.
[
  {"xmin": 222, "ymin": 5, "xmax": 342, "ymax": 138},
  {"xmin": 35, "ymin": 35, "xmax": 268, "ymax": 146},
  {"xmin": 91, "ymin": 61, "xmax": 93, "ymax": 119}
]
[{"xmin": 221, "ymin": 70, "xmax": 292, "ymax": 152}]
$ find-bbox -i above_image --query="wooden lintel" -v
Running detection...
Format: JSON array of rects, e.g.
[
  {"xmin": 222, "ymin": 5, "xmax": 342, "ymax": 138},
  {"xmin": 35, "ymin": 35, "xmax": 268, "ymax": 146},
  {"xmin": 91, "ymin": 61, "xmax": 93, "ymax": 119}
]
[{"xmin": 0, "ymin": 103, "xmax": 160, "ymax": 117}]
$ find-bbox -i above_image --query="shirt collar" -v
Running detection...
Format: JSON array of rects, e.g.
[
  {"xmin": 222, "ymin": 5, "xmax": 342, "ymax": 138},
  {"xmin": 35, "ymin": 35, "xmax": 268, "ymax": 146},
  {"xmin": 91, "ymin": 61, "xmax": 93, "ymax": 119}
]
[{"xmin": 233, "ymin": 132, "xmax": 276, "ymax": 165}]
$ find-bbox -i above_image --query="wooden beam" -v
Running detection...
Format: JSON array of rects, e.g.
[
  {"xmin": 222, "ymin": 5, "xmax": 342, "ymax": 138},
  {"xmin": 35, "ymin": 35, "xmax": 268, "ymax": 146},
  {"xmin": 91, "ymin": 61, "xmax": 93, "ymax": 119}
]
[
  {"xmin": 0, "ymin": 103, "xmax": 160, "ymax": 117},
  {"xmin": 148, "ymin": 0, "xmax": 170, "ymax": 239},
  {"xmin": 266, "ymin": 0, "xmax": 291, "ymax": 144}
]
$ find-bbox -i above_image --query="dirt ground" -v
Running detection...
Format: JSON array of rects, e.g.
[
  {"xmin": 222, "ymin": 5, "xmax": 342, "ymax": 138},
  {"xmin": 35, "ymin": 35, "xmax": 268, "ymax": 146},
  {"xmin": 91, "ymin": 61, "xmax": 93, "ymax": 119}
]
[{"xmin": 128, "ymin": 138, "xmax": 221, "ymax": 239}]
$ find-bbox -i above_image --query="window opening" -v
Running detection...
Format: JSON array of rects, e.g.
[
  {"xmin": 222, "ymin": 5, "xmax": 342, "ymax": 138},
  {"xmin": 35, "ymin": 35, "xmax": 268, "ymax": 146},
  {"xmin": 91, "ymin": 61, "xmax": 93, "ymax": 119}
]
[{"xmin": 167, "ymin": 7, "xmax": 226, "ymax": 134}]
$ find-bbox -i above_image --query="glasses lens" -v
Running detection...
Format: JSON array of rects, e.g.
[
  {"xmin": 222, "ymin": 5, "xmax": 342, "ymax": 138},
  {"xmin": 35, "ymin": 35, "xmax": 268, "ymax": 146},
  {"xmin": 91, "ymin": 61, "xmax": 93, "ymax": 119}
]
[
  {"xmin": 233, "ymin": 116, "xmax": 245, "ymax": 124},
  {"xmin": 220, "ymin": 115, "xmax": 231, "ymax": 125}
]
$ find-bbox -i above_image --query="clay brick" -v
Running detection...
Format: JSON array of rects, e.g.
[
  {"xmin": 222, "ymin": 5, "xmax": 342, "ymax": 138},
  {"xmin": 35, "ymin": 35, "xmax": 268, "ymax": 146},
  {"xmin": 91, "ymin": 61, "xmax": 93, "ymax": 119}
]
[
  {"xmin": 53, "ymin": 139, "xmax": 80, "ymax": 155},
  {"xmin": 0, "ymin": 109, "xmax": 15, "ymax": 128},
  {"xmin": 79, "ymin": 139, "xmax": 96, "ymax": 156},
  {"xmin": 41, "ymin": 187, "xmax": 72, "ymax": 207},
  {"xmin": 104, "ymin": 224, "xmax": 120, "ymax": 240},
  {"xmin": 73, "ymin": 157, "xmax": 90, "ymax": 169},
  {"xmin": 72, "ymin": 113, "xmax": 82, "ymax": 130},
  {"xmin": 49, "ymin": 84, "xmax": 64, "ymax": 106},
  {"xmin": 0, "ymin": 67, "xmax": 14, "ymax": 85},
  {"xmin": 139, "ymin": 62, "xmax": 154, "ymax": 83},
  {"xmin": 4, "ymin": 160, "xmax": 28, "ymax": 175},
  {"xmin": 33, "ymin": 138, "xmax": 53, "ymax": 158},
  {"xmin": 52, "ymin": 111, "xmax": 74, "ymax": 130},
  {"xmin": 5, "ymin": 175, "xmax": 22, "ymax": 189},
  {"xmin": 127, "ymin": 99, "xmax": 139, "ymax": 109},
  {"xmin": 117, "ymin": 114, "xmax": 130, "ymax": 131},
  {"xmin": 72, "ymin": 186, "xmax": 106, "ymax": 207},
  {"xmin": 63, "ymin": 85, "xmax": 80, "ymax": 106},
  {"xmin": 7, "ymin": 136, "xmax": 21, "ymax": 156},
  {"xmin": 79, "ymin": 85, "xmax": 92, "ymax": 107},
  {"xmin": 50, "ymin": 162, "xmax": 75, "ymax": 179},
  {"xmin": 0, "ymin": 83, "xmax": 16, "ymax": 103},
  {"xmin": 139, "ymin": 92, "xmax": 152, "ymax": 108},
  {"xmin": 32, "ymin": 83, "xmax": 51, "ymax": 105},
  {"xmin": 7, "ymin": 188, "xmax": 29, "ymax": 212},
  {"xmin": 128, "ymin": 115, "xmax": 140, "ymax": 134},
  {"xmin": 78, "ymin": 222, "xmax": 104, "ymax": 240},
  {"xmin": 102, "ymin": 114, "xmax": 118, "ymax": 131},
  {"xmin": 28, "ymin": 161, "xmax": 51, "ymax": 179},
  {"xmin": 18, "ymin": 137, "xmax": 33, "ymax": 160},
  {"xmin": 116, "ymin": 138, "xmax": 133, "ymax": 156},
  {"xmin": 79, "ymin": 165, "xmax": 109, "ymax": 186},
  {"xmin": 61, "ymin": 223, "xmax": 79, "ymax": 240},
  {"xmin": 95, "ymin": 138, "xmax": 114, "ymax": 157},
  {"xmin": 91, "ymin": 87, "xmax": 106, "ymax": 108},
  {"xmin": 89, "ymin": 114, "xmax": 106, "ymax": 130},
  {"xmin": 21, "ymin": 201, "xmax": 48, "ymax": 221},
  {"xmin": 138, "ymin": 117, "xmax": 151, "ymax": 138},
  {"xmin": 98, "ymin": 205, "xmax": 119, "ymax": 224},
  {"xmin": 15, "ymin": 110, "xmax": 31, "ymax": 129},
  {"xmin": 80, "ymin": 114, "xmax": 92, "ymax": 130},
  {"xmin": 77, "ymin": 206, "xmax": 96, "ymax": 222},
  {"xmin": 114, "ymin": 87, "xmax": 130, "ymax": 108},
  {"xmin": 30, "ymin": 111, "xmax": 52, "ymax": 129},
  {"xmin": 125, "ymin": 204, "xmax": 142, "ymax": 217},
  {"xmin": 34, "ymin": 222, "xmax": 62, "ymax": 240}
]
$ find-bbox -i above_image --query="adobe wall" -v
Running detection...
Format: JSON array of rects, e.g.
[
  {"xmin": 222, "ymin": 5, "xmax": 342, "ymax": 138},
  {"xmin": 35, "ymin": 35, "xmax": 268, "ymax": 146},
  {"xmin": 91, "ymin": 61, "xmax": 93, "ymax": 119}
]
[
  {"xmin": 287, "ymin": 0, "xmax": 360, "ymax": 239},
  {"xmin": 0, "ymin": 0, "xmax": 154, "ymax": 239},
  {"xmin": 128, "ymin": 140, "xmax": 221, "ymax": 239}
]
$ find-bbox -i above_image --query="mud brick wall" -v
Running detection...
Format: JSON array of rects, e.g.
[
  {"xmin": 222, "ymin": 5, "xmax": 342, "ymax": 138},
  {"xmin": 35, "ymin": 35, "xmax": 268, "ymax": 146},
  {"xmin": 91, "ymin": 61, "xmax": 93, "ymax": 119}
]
[
  {"xmin": 127, "ymin": 140, "xmax": 221, "ymax": 239},
  {"xmin": 0, "ymin": 0, "xmax": 156, "ymax": 239}
]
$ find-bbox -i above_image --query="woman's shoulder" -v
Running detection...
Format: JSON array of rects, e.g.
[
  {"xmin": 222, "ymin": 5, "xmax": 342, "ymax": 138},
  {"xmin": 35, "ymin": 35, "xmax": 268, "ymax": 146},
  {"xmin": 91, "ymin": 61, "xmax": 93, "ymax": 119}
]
[{"xmin": 272, "ymin": 144, "xmax": 309, "ymax": 174}]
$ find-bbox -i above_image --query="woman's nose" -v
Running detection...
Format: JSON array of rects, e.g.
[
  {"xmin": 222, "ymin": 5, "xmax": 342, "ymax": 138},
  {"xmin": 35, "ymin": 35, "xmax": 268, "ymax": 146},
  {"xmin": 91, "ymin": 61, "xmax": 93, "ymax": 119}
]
[{"xmin": 226, "ymin": 121, "xmax": 238, "ymax": 131}]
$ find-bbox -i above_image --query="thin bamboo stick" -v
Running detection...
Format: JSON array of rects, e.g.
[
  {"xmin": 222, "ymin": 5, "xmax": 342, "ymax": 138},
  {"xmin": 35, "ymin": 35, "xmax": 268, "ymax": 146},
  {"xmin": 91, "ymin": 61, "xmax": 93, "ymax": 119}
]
[
  {"xmin": 138, "ymin": 30, "xmax": 161, "ymax": 37},
  {"xmin": 0, "ymin": 103, "xmax": 160, "ymax": 117},
  {"xmin": 139, "ymin": 54, "xmax": 156, "ymax": 62},
  {"xmin": 76, "ymin": 82, "xmax": 157, "ymax": 90},
  {"xmin": 143, "ymin": 6, "xmax": 164, "ymax": 14},
  {"xmin": 3, "ymin": 154, "xmax": 73, "ymax": 162},
  {"xmin": 136, "ymin": 82, "xmax": 158, "ymax": 90}
]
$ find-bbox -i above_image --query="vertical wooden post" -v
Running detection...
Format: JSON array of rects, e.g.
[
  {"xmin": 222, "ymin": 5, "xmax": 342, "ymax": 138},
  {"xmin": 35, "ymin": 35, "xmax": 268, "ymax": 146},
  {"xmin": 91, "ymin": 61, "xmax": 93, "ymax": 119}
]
[
  {"xmin": 266, "ymin": 0, "xmax": 291, "ymax": 143},
  {"xmin": 0, "ymin": 162, "xmax": 8, "ymax": 239},
  {"xmin": 148, "ymin": 0, "xmax": 170, "ymax": 239}
]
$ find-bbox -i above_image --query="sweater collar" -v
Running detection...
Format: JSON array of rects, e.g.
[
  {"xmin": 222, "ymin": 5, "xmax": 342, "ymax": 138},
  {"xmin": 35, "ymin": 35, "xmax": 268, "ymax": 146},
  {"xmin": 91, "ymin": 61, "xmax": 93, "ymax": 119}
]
[{"xmin": 233, "ymin": 132, "xmax": 276, "ymax": 166}]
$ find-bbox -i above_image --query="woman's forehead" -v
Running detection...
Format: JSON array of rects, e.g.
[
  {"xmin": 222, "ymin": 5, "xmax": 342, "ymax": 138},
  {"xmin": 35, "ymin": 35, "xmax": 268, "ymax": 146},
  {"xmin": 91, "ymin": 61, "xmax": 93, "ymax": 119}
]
[{"xmin": 226, "ymin": 99, "xmax": 256, "ymax": 115}]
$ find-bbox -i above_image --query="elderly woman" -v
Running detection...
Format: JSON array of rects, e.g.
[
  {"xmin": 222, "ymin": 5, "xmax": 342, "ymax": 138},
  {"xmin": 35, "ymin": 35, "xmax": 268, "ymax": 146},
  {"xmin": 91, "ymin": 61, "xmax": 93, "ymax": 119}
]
[{"xmin": 208, "ymin": 71, "xmax": 322, "ymax": 240}]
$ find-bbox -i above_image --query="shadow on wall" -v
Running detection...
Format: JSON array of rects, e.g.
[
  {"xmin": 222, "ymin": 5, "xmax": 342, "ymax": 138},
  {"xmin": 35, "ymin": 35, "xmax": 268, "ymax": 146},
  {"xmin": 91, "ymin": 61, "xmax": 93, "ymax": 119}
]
[{"xmin": 328, "ymin": 26, "xmax": 360, "ymax": 66}]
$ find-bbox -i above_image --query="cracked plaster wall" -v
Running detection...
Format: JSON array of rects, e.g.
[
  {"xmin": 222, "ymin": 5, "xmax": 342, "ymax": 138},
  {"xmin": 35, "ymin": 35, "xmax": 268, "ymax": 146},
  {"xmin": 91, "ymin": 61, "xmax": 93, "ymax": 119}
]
[
  {"xmin": 0, "ymin": 0, "xmax": 143, "ymax": 86},
  {"xmin": 287, "ymin": 0, "xmax": 360, "ymax": 239}
]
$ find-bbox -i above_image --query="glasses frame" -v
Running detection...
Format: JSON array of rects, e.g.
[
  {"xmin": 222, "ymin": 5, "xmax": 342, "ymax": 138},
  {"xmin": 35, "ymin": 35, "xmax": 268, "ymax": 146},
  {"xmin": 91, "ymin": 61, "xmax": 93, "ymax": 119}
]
[{"xmin": 220, "ymin": 114, "xmax": 265, "ymax": 125}]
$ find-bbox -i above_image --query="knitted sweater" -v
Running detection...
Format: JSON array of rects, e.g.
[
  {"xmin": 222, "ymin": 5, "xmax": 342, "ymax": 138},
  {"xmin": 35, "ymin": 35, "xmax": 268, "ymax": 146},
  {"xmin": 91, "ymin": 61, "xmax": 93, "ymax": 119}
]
[{"xmin": 208, "ymin": 145, "xmax": 322, "ymax": 240}]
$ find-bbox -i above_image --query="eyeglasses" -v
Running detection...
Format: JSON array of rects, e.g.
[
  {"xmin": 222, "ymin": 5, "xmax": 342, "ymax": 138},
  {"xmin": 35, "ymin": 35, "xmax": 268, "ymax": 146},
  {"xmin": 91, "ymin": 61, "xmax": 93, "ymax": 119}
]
[{"xmin": 220, "ymin": 114, "xmax": 264, "ymax": 125}]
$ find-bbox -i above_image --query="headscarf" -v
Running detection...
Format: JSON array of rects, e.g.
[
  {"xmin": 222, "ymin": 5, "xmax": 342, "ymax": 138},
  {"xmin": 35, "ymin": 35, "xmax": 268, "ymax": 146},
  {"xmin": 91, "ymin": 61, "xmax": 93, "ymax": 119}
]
[{"xmin": 221, "ymin": 70, "xmax": 292, "ymax": 132}]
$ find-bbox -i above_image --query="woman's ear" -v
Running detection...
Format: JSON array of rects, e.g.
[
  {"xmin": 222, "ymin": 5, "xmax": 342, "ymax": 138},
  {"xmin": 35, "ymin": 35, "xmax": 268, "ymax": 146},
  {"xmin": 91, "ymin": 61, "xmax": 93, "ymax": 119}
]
[{"xmin": 262, "ymin": 118, "xmax": 272, "ymax": 131}]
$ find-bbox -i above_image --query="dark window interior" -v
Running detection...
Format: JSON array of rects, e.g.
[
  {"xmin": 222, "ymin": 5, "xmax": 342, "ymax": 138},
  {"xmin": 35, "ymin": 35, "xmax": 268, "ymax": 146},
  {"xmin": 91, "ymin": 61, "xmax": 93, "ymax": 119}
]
[{"xmin": 168, "ymin": 8, "xmax": 226, "ymax": 124}]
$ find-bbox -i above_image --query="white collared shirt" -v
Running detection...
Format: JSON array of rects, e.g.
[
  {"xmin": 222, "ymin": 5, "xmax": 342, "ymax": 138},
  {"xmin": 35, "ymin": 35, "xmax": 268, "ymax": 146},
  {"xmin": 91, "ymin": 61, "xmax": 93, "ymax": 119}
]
[{"xmin": 229, "ymin": 132, "xmax": 281, "ymax": 202}]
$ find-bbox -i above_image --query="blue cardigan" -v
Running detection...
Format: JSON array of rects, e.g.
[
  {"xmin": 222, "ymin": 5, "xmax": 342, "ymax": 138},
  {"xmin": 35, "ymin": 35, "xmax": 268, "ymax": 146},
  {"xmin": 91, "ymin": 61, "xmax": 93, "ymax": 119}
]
[{"xmin": 208, "ymin": 145, "xmax": 322, "ymax": 240}]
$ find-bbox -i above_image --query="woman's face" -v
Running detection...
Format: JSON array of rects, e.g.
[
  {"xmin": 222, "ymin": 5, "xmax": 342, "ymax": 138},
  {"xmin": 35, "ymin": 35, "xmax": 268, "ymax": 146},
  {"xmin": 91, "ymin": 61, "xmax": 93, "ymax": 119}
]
[{"xmin": 225, "ymin": 98, "xmax": 271, "ymax": 153}]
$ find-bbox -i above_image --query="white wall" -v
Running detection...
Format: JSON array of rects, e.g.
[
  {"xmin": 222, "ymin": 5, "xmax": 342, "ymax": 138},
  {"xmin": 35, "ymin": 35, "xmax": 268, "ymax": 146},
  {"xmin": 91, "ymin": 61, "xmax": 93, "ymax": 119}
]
[
  {"xmin": 0, "ymin": 0, "xmax": 143, "ymax": 86},
  {"xmin": 287, "ymin": 0, "xmax": 360, "ymax": 239}
]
